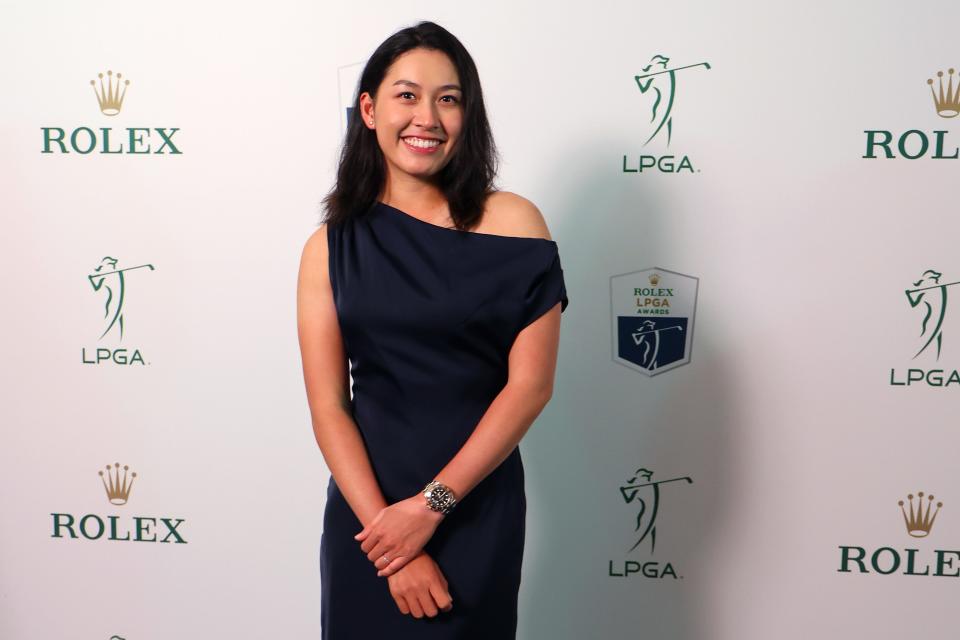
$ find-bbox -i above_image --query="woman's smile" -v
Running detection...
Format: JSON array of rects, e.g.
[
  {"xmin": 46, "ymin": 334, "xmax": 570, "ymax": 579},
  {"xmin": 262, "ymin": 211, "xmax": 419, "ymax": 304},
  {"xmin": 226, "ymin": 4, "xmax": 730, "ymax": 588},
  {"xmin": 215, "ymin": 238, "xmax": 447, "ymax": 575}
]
[{"xmin": 402, "ymin": 136, "xmax": 444, "ymax": 154}]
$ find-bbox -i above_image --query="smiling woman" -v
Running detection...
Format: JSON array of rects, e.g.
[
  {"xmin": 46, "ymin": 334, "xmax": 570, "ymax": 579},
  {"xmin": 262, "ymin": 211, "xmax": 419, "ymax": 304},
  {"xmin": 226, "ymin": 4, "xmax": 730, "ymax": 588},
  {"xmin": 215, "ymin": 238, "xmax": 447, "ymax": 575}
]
[
  {"xmin": 298, "ymin": 20, "xmax": 569, "ymax": 640},
  {"xmin": 321, "ymin": 23, "xmax": 497, "ymax": 233},
  {"xmin": 361, "ymin": 48, "xmax": 465, "ymax": 200}
]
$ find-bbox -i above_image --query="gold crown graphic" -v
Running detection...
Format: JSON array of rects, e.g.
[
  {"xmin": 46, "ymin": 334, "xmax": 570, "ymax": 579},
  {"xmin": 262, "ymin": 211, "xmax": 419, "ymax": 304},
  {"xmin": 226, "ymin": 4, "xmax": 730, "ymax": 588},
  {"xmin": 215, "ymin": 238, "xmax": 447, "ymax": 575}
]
[
  {"xmin": 90, "ymin": 70, "xmax": 130, "ymax": 116},
  {"xmin": 927, "ymin": 69, "xmax": 960, "ymax": 118},
  {"xmin": 898, "ymin": 491, "xmax": 942, "ymax": 538},
  {"xmin": 99, "ymin": 462, "xmax": 137, "ymax": 505},
  {"xmin": 649, "ymin": 274, "xmax": 661, "ymax": 286}
]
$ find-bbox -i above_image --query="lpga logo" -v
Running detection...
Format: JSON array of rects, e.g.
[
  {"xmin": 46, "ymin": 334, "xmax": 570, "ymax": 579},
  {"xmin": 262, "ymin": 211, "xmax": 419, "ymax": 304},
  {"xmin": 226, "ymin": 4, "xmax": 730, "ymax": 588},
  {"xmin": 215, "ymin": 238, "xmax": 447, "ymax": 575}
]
[
  {"xmin": 635, "ymin": 55, "xmax": 711, "ymax": 147},
  {"xmin": 621, "ymin": 467, "xmax": 693, "ymax": 554},
  {"xmin": 623, "ymin": 54, "xmax": 711, "ymax": 174},
  {"xmin": 608, "ymin": 466, "xmax": 691, "ymax": 580},
  {"xmin": 82, "ymin": 256, "xmax": 154, "ymax": 366},
  {"xmin": 907, "ymin": 269, "xmax": 953, "ymax": 360},
  {"xmin": 611, "ymin": 268, "xmax": 698, "ymax": 376},
  {"xmin": 630, "ymin": 319, "xmax": 687, "ymax": 372},
  {"xmin": 890, "ymin": 268, "xmax": 960, "ymax": 387}
]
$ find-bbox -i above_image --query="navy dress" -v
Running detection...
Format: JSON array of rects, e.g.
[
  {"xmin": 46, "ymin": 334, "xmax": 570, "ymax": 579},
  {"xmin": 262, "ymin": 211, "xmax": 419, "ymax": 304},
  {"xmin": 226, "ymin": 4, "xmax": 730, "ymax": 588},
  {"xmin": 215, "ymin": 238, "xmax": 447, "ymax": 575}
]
[{"xmin": 320, "ymin": 201, "xmax": 569, "ymax": 639}]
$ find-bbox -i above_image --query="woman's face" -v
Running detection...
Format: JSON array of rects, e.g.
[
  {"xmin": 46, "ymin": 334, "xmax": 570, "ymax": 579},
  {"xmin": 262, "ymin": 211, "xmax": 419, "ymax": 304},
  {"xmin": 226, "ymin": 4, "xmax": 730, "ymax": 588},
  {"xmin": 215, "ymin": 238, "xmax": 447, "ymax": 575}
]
[{"xmin": 361, "ymin": 48, "xmax": 464, "ymax": 185}]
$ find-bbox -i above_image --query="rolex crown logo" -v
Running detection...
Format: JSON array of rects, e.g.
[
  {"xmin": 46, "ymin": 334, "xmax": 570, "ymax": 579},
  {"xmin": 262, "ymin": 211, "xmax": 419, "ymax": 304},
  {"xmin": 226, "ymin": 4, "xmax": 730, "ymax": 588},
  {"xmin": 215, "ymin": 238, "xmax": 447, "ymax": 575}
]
[
  {"xmin": 927, "ymin": 68, "xmax": 960, "ymax": 118},
  {"xmin": 898, "ymin": 491, "xmax": 943, "ymax": 538},
  {"xmin": 90, "ymin": 70, "xmax": 130, "ymax": 116},
  {"xmin": 99, "ymin": 463, "xmax": 137, "ymax": 505},
  {"xmin": 649, "ymin": 273, "xmax": 661, "ymax": 286}
]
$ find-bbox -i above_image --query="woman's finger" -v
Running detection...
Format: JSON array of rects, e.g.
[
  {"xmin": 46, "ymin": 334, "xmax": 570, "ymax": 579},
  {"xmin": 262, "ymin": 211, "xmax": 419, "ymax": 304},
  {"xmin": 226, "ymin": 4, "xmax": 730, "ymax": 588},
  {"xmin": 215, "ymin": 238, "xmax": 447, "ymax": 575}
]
[
  {"xmin": 366, "ymin": 540, "xmax": 392, "ymax": 563},
  {"xmin": 416, "ymin": 589, "xmax": 439, "ymax": 618},
  {"xmin": 377, "ymin": 555, "xmax": 411, "ymax": 577},
  {"xmin": 359, "ymin": 531, "xmax": 381, "ymax": 554},
  {"xmin": 428, "ymin": 581, "xmax": 453, "ymax": 612},
  {"xmin": 392, "ymin": 592, "xmax": 410, "ymax": 615},
  {"xmin": 407, "ymin": 594, "xmax": 425, "ymax": 619}
]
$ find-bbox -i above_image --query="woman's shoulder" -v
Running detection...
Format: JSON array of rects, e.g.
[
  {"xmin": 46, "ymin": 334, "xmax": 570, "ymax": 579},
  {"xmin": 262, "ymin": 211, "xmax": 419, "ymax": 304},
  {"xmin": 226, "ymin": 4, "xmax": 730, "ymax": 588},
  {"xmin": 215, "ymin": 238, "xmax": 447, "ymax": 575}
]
[
  {"xmin": 299, "ymin": 223, "xmax": 330, "ymax": 278},
  {"xmin": 302, "ymin": 222, "xmax": 329, "ymax": 253},
  {"xmin": 482, "ymin": 191, "xmax": 554, "ymax": 241}
]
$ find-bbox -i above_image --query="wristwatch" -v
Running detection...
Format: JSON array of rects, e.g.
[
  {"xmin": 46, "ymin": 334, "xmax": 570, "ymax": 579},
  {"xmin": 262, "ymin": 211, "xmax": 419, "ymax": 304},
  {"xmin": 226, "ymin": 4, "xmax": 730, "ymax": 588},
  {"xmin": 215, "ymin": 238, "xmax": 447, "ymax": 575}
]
[{"xmin": 422, "ymin": 480, "xmax": 458, "ymax": 516}]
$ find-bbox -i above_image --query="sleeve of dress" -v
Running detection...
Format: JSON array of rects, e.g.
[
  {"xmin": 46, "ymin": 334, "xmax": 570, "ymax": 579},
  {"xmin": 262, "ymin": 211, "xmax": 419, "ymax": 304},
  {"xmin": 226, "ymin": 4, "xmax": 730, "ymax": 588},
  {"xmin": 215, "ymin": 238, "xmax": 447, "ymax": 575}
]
[{"xmin": 518, "ymin": 243, "xmax": 569, "ymax": 331}]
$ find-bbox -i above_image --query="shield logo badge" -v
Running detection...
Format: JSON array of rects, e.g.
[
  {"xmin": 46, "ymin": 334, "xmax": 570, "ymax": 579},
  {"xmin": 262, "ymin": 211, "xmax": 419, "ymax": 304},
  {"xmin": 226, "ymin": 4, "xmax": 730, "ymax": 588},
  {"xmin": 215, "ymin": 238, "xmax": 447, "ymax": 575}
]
[{"xmin": 611, "ymin": 267, "xmax": 698, "ymax": 376}]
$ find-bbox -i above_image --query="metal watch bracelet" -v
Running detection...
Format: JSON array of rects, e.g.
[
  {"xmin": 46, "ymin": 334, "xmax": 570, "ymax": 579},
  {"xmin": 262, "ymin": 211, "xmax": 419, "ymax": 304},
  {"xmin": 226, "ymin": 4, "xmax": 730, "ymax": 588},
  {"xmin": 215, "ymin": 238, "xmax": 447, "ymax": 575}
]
[{"xmin": 423, "ymin": 480, "xmax": 457, "ymax": 516}]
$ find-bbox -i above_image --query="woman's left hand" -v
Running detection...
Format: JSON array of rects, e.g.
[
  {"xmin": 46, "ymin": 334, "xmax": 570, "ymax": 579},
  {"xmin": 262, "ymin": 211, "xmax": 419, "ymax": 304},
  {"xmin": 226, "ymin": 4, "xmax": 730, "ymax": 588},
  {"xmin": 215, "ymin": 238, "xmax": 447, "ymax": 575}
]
[{"xmin": 355, "ymin": 495, "xmax": 445, "ymax": 577}]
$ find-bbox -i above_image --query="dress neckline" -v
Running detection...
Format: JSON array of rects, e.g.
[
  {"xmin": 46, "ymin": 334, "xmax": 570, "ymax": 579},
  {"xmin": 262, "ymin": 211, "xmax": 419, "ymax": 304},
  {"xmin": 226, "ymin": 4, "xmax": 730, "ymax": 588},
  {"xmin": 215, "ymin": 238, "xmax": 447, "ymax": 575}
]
[{"xmin": 375, "ymin": 201, "xmax": 557, "ymax": 244}]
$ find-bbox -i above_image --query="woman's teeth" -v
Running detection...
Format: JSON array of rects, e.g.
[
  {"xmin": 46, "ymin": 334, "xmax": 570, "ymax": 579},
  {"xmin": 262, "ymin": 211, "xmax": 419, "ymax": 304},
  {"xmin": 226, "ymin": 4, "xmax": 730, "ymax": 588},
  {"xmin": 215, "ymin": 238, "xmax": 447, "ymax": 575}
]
[{"xmin": 403, "ymin": 137, "xmax": 441, "ymax": 148}]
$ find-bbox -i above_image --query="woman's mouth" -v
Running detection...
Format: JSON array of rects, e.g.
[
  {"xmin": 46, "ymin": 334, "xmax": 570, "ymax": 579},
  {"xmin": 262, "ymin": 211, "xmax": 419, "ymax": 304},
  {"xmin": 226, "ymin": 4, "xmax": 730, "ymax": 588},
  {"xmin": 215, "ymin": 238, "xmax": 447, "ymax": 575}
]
[{"xmin": 402, "ymin": 136, "xmax": 443, "ymax": 154}]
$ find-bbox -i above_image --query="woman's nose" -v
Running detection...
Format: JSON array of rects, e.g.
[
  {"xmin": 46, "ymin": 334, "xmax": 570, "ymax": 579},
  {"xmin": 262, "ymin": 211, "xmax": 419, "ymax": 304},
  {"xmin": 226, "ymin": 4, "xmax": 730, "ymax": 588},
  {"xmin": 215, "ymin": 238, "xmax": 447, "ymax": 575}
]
[{"xmin": 413, "ymin": 101, "xmax": 440, "ymax": 129}]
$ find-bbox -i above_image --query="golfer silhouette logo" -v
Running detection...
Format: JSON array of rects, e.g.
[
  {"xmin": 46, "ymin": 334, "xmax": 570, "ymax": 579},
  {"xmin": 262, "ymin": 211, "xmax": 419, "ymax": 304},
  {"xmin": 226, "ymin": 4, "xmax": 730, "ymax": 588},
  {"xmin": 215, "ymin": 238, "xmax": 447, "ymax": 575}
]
[
  {"xmin": 88, "ymin": 256, "xmax": 155, "ymax": 341},
  {"xmin": 631, "ymin": 319, "xmax": 685, "ymax": 372},
  {"xmin": 619, "ymin": 468, "xmax": 693, "ymax": 554},
  {"xmin": 634, "ymin": 54, "xmax": 711, "ymax": 147},
  {"xmin": 906, "ymin": 269, "xmax": 955, "ymax": 360}
]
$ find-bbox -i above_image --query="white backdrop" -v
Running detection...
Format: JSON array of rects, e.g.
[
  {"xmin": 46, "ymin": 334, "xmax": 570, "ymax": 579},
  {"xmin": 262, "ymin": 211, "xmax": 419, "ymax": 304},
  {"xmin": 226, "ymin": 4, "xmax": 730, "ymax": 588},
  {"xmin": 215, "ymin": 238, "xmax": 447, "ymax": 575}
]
[{"xmin": 2, "ymin": 1, "xmax": 958, "ymax": 638}]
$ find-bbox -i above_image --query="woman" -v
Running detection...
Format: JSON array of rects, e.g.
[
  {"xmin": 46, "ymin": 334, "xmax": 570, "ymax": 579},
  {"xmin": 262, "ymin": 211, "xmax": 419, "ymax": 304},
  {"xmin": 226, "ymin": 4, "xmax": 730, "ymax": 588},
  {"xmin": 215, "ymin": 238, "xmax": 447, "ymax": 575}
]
[{"xmin": 297, "ymin": 21, "xmax": 569, "ymax": 639}]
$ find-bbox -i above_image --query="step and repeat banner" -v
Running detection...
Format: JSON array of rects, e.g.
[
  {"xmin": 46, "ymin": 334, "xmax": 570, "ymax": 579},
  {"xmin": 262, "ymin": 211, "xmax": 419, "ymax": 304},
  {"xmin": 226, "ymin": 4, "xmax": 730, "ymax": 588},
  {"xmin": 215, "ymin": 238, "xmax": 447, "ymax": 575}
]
[{"xmin": 2, "ymin": 1, "xmax": 957, "ymax": 638}]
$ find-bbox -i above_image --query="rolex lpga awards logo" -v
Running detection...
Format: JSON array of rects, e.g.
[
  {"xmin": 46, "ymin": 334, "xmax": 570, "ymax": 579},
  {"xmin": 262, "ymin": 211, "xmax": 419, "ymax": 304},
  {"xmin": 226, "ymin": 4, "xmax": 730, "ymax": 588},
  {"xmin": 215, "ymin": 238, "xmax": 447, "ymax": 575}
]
[
  {"xmin": 611, "ymin": 268, "xmax": 699, "ymax": 375},
  {"xmin": 838, "ymin": 491, "xmax": 960, "ymax": 577},
  {"xmin": 889, "ymin": 268, "xmax": 960, "ymax": 387},
  {"xmin": 863, "ymin": 66, "xmax": 959, "ymax": 160},
  {"xmin": 623, "ymin": 54, "xmax": 711, "ymax": 174},
  {"xmin": 41, "ymin": 69, "xmax": 183, "ymax": 155},
  {"xmin": 50, "ymin": 463, "xmax": 188, "ymax": 545},
  {"xmin": 82, "ymin": 256, "xmax": 154, "ymax": 366},
  {"xmin": 608, "ymin": 467, "xmax": 692, "ymax": 580}
]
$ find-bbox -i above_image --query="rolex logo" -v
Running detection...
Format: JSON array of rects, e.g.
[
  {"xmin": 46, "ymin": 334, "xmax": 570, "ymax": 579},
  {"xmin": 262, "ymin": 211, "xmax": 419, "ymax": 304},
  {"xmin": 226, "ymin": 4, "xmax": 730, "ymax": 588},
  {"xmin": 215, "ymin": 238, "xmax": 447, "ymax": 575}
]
[
  {"xmin": 51, "ymin": 463, "xmax": 188, "ymax": 544},
  {"xmin": 90, "ymin": 70, "xmax": 130, "ymax": 116},
  {"xmin": 648, "ymin": 273, "xmax": 660, "ymax": 286},
  {"xmin": 99, "ymin": 463, "xmax": 137, "ymax": 505},
  {"xmin": 898, "ymin": 491, "xmax": 943, "ymax": 538},
  {"xmin": 928, "ymin": 69, "xmax": 960, "ymax": 119},
  {"xmin": 862, "ymin": 66, "xmax": 960, "ymax": 160},
  {"xmin": 42, "ymin": 69, "xmax": 184, "ymax": 155}
]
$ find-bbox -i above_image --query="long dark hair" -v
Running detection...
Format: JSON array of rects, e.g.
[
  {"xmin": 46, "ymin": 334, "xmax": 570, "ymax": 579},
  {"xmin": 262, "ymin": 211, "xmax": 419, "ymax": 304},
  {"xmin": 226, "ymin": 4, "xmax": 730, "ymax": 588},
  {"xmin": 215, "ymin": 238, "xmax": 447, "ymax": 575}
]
[{"xmin": 321, "ymin": 21, "xmax": 499, "ymax": 231}]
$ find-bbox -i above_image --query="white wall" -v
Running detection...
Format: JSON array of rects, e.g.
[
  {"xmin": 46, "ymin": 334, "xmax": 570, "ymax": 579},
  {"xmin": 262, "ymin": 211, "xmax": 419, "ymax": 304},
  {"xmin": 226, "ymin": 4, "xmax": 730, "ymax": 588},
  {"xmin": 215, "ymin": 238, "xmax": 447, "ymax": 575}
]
[{"xmin": 2, "ymin": 1, "xmax": 957, "ymax": 638}]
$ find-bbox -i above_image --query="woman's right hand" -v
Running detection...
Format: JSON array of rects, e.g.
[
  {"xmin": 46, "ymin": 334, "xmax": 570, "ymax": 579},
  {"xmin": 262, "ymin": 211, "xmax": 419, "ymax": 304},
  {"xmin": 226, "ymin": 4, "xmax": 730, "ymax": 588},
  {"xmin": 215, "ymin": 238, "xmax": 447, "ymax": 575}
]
[{"xmin": 386, "ymin": 550, "xmax": 454, "ymax": 618}]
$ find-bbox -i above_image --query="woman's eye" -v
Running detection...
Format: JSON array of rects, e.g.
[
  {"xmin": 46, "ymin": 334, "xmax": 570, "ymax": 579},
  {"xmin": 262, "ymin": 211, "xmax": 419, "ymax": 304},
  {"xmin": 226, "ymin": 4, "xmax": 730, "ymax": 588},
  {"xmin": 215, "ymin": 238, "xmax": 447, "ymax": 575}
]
[{"xmin": 398, "ymin": 92, "xmax": 459, "ymax": 103}]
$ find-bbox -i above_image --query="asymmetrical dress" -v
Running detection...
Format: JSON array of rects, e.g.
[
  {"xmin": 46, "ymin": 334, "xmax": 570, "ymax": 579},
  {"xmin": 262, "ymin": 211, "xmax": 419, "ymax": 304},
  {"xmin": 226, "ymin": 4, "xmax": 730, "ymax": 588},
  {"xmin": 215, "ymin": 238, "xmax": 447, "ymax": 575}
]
[{"xmin": 321, "ymin": 200, "xmax": 569, "ymax": 639}]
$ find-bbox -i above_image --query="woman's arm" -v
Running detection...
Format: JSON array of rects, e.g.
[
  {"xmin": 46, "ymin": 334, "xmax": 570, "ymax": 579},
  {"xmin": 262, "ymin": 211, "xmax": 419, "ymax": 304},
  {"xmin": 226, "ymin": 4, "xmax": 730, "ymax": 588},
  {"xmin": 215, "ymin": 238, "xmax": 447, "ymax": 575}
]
[
  {"xmin": 426, "ymin": 193, "xmax": 563, "ymax": 504},
  {"xmin": 357, "ymin": 195, "xmax": 563, "ymax": 576},
  {"xmin": 299, "ymin": 227, "xmax": 455, "ymax": 615},
  {"xmin": 297, "ymin": 224, "xmax": 388, "ymax": 527},
  {"xmin": 432, "ymin": 301, "xmax": 561, "ymax": 501},
  {"xmin": 359, "ymin": 300, "xmax": 562, "ymax": 576}
]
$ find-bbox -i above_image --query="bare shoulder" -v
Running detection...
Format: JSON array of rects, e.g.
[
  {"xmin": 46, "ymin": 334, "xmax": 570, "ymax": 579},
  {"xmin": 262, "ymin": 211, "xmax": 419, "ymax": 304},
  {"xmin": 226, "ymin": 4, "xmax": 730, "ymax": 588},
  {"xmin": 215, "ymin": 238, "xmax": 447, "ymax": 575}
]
[
  {"xmin": 302, "ymin": 223, "xmax": 328, "ymax": 257},
  {"xmin": 299, "ymin": 223, "xmax": 329, "ymax": 282},
  {"xmin": 482, "ymin": 191, "xmax": 553, "ymax": 241}
]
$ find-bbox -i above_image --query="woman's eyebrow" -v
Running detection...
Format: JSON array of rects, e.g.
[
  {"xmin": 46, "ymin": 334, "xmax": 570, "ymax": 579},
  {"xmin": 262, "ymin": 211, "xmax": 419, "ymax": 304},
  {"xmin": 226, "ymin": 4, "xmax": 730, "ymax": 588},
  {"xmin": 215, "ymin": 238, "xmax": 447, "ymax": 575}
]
[{"xmin": 392, "ymin": 79, "xmax": 462, "ymax": 91}]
